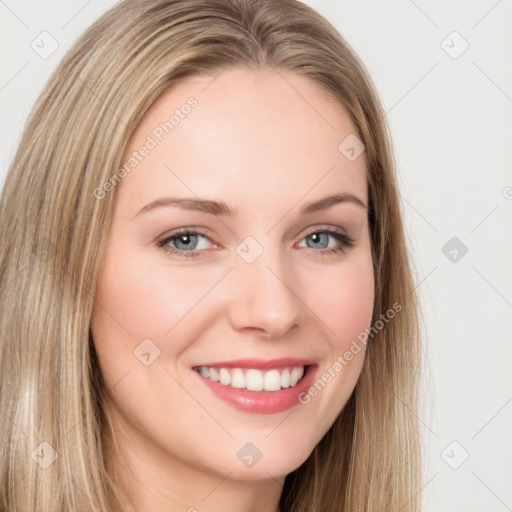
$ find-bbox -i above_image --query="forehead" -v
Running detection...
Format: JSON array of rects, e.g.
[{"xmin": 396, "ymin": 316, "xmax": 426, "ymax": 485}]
[{"xmin": 117, "ymin": 66, "xmax": 367, "ymax": 214}]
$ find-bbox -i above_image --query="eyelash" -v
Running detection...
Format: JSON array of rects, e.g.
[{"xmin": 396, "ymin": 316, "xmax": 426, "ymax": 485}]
[{"xmin": 157, "ymin": 226, "xmax": 355, "ymax": 259}]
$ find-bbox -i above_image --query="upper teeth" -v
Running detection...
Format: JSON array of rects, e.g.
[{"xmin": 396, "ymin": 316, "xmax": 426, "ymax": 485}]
[{"xmin": 196, "ymin": 366, "xmax": 305, "ymax": 391}]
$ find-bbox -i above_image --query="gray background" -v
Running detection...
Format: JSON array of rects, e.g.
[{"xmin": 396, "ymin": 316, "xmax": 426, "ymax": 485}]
[{"xmin": 1, "ymin": 1, "xmax": 511, "ymax": 510}]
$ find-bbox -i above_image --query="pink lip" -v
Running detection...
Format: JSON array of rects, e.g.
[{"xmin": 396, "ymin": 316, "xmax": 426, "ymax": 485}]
[
  {"xmin": 192, "ymin": 357, "xmax": 316, "ymax": 370},
  {"xmin": 193, "ymin": 362, "xmax": 318, "ymax": 414}
]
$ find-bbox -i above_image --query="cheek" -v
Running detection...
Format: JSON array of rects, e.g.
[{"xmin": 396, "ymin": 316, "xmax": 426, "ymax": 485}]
[
  {"xmin": 310, "ymin": 255, "xmax": 375, "ymax": 350},
  {"xmin": 92, "ymin": 251, "xmax": 224, "ymax": 339},
  {"xmin": 295, "ymin": 255, "xmax": 374, "ymax": 434},
  {"xmin": 90, "ymin": 249, "xmax": 231, "ymax": 388}
]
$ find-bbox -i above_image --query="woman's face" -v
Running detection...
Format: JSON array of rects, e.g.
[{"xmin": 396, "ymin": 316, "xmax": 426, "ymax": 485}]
[{"xmin": 91, "ymin": 67, "xmax": 374, "ymax": 487}]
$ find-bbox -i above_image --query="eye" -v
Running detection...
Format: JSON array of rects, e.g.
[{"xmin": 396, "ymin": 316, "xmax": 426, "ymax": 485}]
[
  {"xmin": 297, "ymin": 227, "xmax": 354, "ymax": 255},
  {"xmin": 157, "ymin": 226, "xmax": 355, "ymax": 259},
  {"xmin": 157, "ymin": 229, "xmax": 215, "ymax": 258}
]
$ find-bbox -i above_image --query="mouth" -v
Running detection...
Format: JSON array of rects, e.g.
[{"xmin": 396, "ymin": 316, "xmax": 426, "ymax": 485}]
[
  {"xmin": 191, "ymin": 358, "xmax": 318, "ymax": 414},
  {"xmin": 193, "ymin": 365, "xmax": 307, "ymax": 391}
]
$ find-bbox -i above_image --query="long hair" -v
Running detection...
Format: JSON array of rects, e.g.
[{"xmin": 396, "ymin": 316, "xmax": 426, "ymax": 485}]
[{"xmin": 0, "ymin": 0, "xmax": 422, "ymax": 510}]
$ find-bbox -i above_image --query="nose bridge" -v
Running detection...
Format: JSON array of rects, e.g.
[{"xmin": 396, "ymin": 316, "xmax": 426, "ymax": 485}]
[{"xmin": 227, "ymin": 235, "xmax": 302, "ymax": 337}]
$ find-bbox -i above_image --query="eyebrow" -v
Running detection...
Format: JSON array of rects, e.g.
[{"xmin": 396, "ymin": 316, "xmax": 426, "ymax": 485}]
[{"xmin": 133, "ymin": 193, "xmax": 367, "ymax": 219}]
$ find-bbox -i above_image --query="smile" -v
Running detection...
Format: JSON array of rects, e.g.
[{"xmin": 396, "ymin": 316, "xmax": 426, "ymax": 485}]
[
  {"xmin": 194, "ymin": 365, "xmax": 305, "ymax": 392},
  {"xmin": 192, "ymin": 358, "xmax": 318, "ymax": 414}
]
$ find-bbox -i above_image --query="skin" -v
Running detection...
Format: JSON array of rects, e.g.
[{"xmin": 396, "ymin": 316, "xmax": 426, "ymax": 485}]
[{"xmin": 90, "ymin": 66, "xmax": 374, "ymax": 512}]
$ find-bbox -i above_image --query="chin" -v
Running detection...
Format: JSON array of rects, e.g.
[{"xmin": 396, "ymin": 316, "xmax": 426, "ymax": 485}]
[{"xmin": 212, "ymin": 441, "xmax": 315, "ymax": 482}]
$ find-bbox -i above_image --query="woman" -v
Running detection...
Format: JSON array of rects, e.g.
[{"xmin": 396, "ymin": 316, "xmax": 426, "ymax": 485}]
[{"xmin": 0, "ymin": 0, "xmax": 422, "ymax": 510}]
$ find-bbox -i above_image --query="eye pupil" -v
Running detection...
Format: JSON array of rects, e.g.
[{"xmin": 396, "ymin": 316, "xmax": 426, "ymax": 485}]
[
  {"xmin": 175, "ymin": 234, "xmax": 197, "ymax": 250},
  {"xmin": 307, "ymin": 232, "xmax": 329, "ymax": 249}
]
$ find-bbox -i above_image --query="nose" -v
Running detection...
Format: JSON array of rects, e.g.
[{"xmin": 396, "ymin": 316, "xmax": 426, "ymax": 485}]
[{"xmin": 225, "ymin": 243, "xmax": 303, "ymax": 339}]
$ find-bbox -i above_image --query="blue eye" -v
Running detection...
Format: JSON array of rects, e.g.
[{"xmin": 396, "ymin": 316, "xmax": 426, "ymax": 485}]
[
  {"xmin": 158, "ymin": 229, "xmax": 214, "ymax": 258},
  {"xmin": 298, "ymin": 228, "xmax": 355, "ymax": 255},
  {"xmin": 157, "ymin": 227, "xmax": 354, "ymax": 259}
]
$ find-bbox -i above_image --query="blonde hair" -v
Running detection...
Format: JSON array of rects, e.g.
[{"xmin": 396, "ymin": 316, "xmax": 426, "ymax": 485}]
[{"xmin": 0, "ymin": 0, "xmax": 422, "ymax": 510}]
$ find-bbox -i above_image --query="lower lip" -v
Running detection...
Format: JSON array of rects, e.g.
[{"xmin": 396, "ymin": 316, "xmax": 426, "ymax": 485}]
[{"xmin": 194, "ymin": 365, "xmax": 318, "ymax": 414}]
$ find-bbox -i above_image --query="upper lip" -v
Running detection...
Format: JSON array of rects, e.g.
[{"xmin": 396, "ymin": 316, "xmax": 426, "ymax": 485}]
[{"xmin": 192, "ymin": 357, "xmax": 316, "ymax": 370}]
